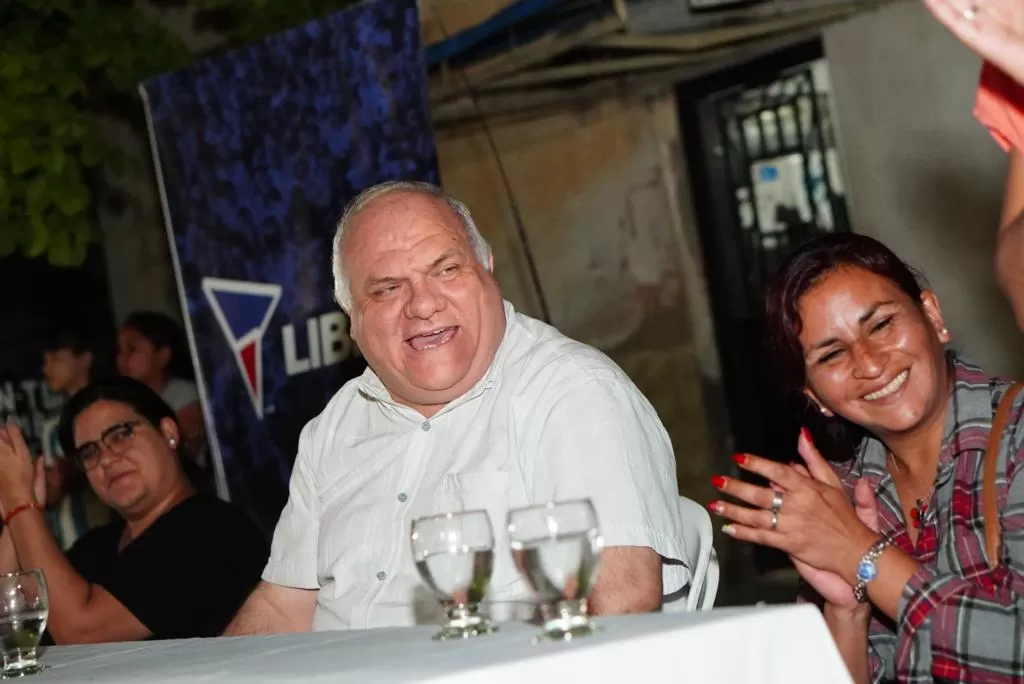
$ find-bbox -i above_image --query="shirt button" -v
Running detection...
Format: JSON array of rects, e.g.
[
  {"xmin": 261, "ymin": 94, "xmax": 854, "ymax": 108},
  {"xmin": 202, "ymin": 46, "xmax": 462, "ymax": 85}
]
[
  {"xmin": 376, "ymin": 571, "xmax": 387, "ymax": 581},
  {"xmin": 397, "ymin": 492, "xmax": 408, "ymax": 503},
  {"xmin": 421, "ymin": 421, "xmax": 431, "ymax": 432}
]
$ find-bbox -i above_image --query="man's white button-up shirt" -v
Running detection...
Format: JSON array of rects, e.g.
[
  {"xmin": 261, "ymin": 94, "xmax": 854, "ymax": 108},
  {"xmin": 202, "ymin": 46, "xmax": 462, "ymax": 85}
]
[{"xmin": 263, "ymin": 301, "xmax": 690, "ymax": 630}]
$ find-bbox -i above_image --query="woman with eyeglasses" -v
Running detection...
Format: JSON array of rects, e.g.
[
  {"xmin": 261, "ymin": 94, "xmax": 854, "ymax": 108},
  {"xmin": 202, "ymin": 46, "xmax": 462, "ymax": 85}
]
[{"xmin": 0, "ymin": 376, "xmax": 267, "ymax": 643}]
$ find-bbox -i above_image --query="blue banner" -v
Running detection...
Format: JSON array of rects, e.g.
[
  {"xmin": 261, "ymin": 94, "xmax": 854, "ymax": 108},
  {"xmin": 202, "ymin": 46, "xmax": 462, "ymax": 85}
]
[{"xmin": 140, "ymin": 0, "xmax": 438, "ymax": 532}]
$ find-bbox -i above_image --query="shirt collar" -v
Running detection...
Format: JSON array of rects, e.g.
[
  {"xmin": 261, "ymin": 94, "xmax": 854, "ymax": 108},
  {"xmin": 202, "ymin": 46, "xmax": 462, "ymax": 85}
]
[
  {"xmin": 356, "ymin": 299, "xmax": 518, "ymax": 412},
  {"xmin": 853, "ymin": 353, "xmax": 995, "ymax": 486}
]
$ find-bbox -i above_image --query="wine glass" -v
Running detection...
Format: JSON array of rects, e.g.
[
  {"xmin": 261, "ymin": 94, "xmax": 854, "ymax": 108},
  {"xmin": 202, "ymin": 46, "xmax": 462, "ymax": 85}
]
[
  {"xmin": 411, "ymin": 510, "xmax": 497, "ymax": 640},
  {"xmin": 0, "ymin": 570, "xmax": 49, "ymax": 677},
  {"xmin": 507, "ymin": 499, "xmax": 603, "ymax": 641}
]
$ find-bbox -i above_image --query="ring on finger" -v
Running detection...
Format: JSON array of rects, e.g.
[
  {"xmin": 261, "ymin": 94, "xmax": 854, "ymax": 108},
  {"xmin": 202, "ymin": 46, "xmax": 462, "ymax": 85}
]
[
  {"xmin": 771, "ymin": 491, "xmax": 784, "ymax": 514},
  {"xmin": 770, "ymin": 511, "xmax": 778, "ymax": 531}
]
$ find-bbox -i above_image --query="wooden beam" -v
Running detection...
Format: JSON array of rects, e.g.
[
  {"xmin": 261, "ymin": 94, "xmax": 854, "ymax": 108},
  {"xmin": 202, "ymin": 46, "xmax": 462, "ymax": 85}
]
[
  {"xmin": 477, "ymin": 53, "xmax": 704, "ymax": 90},
  {"xmin": 431, "ymin": 26, "xmax": 824, "ymax": 126},
  {"xmin": 629, "ymin": 26, "xmax": 826, "ymax": 95},
  {"xmin": 429, "ymin": 13, "xmax": 625, "ymax": 103},
  {"xmin": 622, "ymin": 0, "xmax": 886, "ymax": 35},
  {"xmin": 433, "ymin": 77, "xmax": 624, "ymax": 124},
  {"xmin": 595, "ymin": 2, "xmax": 865, "ymax": 51},
  {"xmin": 611, "ymin": 0, "xmax": 630, "ymax": 22},
  {"xmin": 432, "ymin": 1, "xmax": 886, "ymax": 102}
]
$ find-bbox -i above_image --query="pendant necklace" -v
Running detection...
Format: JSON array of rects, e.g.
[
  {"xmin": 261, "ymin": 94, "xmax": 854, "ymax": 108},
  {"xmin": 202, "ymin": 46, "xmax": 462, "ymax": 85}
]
[{"xmin": 889, "ymin": 453, "xmax": 934, "ymax": 529}]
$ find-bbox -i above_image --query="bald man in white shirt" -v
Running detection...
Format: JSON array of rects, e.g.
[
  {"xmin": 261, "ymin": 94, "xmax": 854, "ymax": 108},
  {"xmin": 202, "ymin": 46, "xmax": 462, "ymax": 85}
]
[{"xmin": 226, "ymin": 181, "xmax": 689, "ymax": 634}]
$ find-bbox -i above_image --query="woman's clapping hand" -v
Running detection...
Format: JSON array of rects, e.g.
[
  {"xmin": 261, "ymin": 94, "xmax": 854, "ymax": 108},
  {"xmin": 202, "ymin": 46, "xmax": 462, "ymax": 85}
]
[{"xmin": 710, "ymin": 430, "xmax": 881, "ymax": 595}]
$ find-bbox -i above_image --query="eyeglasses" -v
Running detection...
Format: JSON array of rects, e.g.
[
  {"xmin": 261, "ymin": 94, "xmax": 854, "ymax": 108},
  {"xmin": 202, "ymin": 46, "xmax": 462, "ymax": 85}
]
[{"xmin": 73, "ymin": 421, "xmax": 143, "ymax": 470}]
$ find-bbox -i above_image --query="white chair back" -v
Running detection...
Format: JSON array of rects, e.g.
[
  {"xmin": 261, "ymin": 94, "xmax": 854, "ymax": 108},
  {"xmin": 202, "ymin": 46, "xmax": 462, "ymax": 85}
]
[{"xmin": 663, "ymin": 496, "xmax": 719, "ymax": 612}]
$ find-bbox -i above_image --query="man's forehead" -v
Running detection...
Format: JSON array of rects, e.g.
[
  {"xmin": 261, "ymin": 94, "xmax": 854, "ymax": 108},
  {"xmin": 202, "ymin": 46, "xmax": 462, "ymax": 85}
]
[{"xmin": 345, "ymin": 193, "xmax": 466, "ymax": 255}]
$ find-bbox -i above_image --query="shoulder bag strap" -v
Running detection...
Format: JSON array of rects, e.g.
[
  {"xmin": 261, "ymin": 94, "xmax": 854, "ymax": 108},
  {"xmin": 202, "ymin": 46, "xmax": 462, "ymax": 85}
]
[{"xmin": 984, "ymin": 382, "xmax": 1024, "ymax": 570}]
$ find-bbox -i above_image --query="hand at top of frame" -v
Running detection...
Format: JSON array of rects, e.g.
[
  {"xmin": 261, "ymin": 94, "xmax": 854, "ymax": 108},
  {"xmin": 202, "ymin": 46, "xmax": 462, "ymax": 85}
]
[{"xmin": 923, "ymin": 0, "xmax": 1024, "ymax": 86}]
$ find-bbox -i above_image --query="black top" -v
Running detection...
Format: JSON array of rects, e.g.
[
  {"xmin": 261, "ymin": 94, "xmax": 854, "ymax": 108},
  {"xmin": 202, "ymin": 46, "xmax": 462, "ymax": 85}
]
[{"xmin": 62, "ymin": 495, "xmax": 268, "ymax": 641}]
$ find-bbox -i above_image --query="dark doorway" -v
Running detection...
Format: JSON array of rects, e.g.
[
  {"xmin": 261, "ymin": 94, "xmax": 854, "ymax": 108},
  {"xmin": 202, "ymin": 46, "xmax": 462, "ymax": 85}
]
[{"xmin": 677, "ymin": 40, "xmax": 852, "ymax": 574}]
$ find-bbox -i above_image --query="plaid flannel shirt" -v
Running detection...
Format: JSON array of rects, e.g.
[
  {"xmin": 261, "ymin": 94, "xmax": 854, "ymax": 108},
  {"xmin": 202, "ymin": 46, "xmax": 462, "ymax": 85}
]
[{"xmin": 832, "ymin": 356, "xmax": 1024, "ymax": 683}]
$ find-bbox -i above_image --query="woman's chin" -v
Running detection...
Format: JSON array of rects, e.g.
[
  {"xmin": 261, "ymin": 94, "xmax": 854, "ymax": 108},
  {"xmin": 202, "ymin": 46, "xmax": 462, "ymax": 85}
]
[{"xmin": 862, "ymin": 409, "xmax": 929, "ymax": 436}]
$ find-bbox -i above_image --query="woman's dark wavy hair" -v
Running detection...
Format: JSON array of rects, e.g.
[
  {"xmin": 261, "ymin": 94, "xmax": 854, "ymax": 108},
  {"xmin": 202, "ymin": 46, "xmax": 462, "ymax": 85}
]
[
  {"xmin": 764, "ymin": 233, "xmax": 928, "ymax": 457},
  {"xmin": 122, "ymin": 312, "xmax": 194, "ymax": 381},
  {"xmin": 58, "ymin": 376, "xmax": 203, "ymax": 485}
]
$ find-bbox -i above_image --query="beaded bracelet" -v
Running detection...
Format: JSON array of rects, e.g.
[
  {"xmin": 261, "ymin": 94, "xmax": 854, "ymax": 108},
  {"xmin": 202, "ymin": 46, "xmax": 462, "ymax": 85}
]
[{"xmin": 3, "ymin": 502, "xmax": 42, "ymax": 527}]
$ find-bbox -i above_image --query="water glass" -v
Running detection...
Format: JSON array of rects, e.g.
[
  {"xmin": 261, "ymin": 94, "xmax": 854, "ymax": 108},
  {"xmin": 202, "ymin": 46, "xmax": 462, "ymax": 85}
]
[
  {"xmin": 0, "ymin": 570, "xmax": 49, "ymax": 677},
  {"xmin": 507, "ymin": 499, "xmax": 603, "ymax": 641},
  {"xmin": 411, "ymin": 510, "xmax": 497, "ymax": 640}
]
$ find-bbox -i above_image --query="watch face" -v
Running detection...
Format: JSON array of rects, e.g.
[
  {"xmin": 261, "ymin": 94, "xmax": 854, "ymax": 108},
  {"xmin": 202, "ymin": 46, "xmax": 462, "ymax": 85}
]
[{"xmin": 857, "ymin": 560, "xmax": 878, "ymax": 583}]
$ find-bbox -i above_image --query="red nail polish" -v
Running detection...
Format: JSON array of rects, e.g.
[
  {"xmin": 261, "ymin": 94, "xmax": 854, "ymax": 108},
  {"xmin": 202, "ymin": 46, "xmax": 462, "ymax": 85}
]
[
  {"xmin": 711, "ymin": 475, "xmax": 726, "ymax": 488},
  {"xmin": 800, "ymin": 427, "xmax": 813, "ymax": 445},
  {"xmin": 732, "ymin": 453, "xmax": 747, "ymax": 466},
  {"xmin": 707, "ymin": 501, "xmax": 722, "ymax": 513}
]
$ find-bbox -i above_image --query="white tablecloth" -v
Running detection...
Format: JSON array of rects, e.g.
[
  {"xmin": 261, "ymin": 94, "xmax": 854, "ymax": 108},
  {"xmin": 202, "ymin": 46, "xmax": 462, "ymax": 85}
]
[{"xmin": 33, "ymin": 605, "xmax": 851, "ymax": 683}]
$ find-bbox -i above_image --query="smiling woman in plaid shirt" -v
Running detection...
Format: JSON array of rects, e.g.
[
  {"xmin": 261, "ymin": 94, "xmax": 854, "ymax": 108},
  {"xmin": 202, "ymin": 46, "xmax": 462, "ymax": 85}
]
[{"xmin": 710, "ymin": 233, "xmax": 1024, "ymax": 683}]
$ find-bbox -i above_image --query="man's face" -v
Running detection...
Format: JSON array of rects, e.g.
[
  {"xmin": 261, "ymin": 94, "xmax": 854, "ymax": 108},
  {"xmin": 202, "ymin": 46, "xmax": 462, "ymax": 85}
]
[{"xmin": 343, "ymin": 193, "xmax": 506, "ymax": 415}]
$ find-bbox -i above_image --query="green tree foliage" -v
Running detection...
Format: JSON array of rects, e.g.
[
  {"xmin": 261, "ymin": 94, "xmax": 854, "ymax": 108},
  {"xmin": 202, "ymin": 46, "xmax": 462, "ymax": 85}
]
[
  {"xmin": 0, "ymin": 0, "xmax": 355, "ymax": 267},
  {"xmin": 195, "ymin": 0, "xmax": 362, "ymax": 47}
]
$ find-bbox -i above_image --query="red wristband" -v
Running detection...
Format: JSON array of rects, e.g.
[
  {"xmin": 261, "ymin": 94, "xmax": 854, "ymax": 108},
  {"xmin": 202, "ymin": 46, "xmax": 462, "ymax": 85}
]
[{"xmin": 3, "ymin": 502, "xmax": 42, "ymax": 526}]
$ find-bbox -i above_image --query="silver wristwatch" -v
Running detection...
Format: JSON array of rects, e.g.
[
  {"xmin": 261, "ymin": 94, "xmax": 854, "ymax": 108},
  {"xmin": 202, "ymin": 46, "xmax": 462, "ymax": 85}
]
[{"xmin": 853, "ymin": 536, "xmax": 892, "ymax": 603}]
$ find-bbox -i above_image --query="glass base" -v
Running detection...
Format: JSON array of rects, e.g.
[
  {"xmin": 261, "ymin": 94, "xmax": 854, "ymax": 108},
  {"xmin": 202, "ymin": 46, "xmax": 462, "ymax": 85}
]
[
  {"xmin": 2, "ymin": 651, "xmax": 47, "ymax": 679},
  {"xmin": 432, "ymin": 620, "xmax": 497, "ymax": 641},
  {"xmin": 432, "ymin": 605, "xmax": 497, "ymax": 641},
  {"xmin": 1, "ymin": 664, "xmax": 47, "ymax": 679},
  {"xmin": 535, "ymin": 599, "xmax": 599, "ymax": 642}
]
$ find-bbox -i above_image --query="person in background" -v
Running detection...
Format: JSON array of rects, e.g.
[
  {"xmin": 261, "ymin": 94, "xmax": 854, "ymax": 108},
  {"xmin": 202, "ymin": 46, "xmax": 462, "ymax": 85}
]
[
  {"xmin": 711, "ymin": 233, "xmax": 1024, "ymax": 682},
  {"xmin": 39, "ymin": 326, "xmax": 111, "ymax": 550},
  {"xmin": 226, "ymin": 181, "xmax": 688, "ymax": 635},
  {"xmin": 116, "ymin": 312, "xmax": 208, "ymax": 474},
  {"xmin": 0, "ymin": 377, "xmax": 267, "ymax": 643},
  {"xmin": 923, "ymin": 0, "xmax": 1024, "ymax": 328}
]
